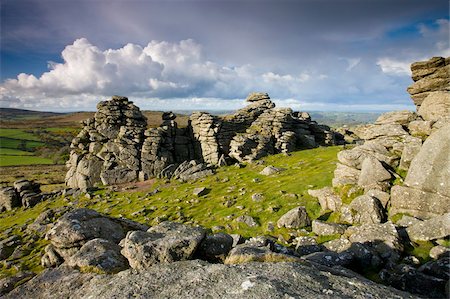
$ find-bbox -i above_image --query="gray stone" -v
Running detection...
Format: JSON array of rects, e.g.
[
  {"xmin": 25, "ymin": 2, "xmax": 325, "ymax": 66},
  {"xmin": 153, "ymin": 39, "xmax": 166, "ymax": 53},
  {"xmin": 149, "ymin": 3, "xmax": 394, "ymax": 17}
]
[
  {"xmin": 375, "ymin": 110, "xmax": 417, "ymax": 125},
  {"xmin": 66, "ymin": 238, "xmax": 129, "ymax": 273},
  {"xmin": 418, "ymin": 91, "xmax": 450, "ymax": 122},
  {"xmin": 332, "ymin": 163, "xmax": 361, "ymax": 187},
  {"xmin": 235, "ymin": 215, "xmax": 258, "ymax": 227},
  {"xmin": 406, "ymin": 213, "xmax": 450, "ymax": 242},
  {"xmin": 345, "ymin": 222, "xmax": 403, "ymax": 258},
  {"xmin": 308, "ymin": 187, "xmax": 342, "ymax": 211},
  {"xmin": 193, "ymin": 187, "xmax": 208, "ymax": 196},
  {"xmin": 390, "ymin": 185, "xmax": 450, "ymax": 219},
  {"xmin": 196, "ymin": 233, "xmax": 233, "ymax": 262},
  {"xmin": 302, "ymin": 251, "xmax": 351, "ymax": 268},
  {"xmin": 5, "ymin": 259, "xmax": 421, "ymax": 299},
  {"xmin": 399, "ymin": 138, "xmax": 422, "ymax": 171},
  {"xmin": 0, "ymin": 187, "xmax": 19, "ymax": 212},
  {"xmin": 277, "ymin": 206, "xmax": 311, "ymax": 229},
  {"xmin": 429, "ymin": 245, "xmax": 449, "ymax": 260},
  {"xmin": 259, "ymin": 165, "xmax": 285, "ymax": 176},
  {"xmin": 357, "ymin": 156, "xmax": 392, "ymax": 191},
  {"xmin": 224, "ymin": 243, "xmax": 298, "ymax": 264},
  {"xmin": 408, "ymin": 120, "xmax": 434, "ymax": 137},
  {"xmin": 365, "ymin": 189, "xmax": 390, "ymax": 209},
  {"xmin": 404, "ymin": 124, "xmax": 450, "ymax": 197},
  {"xmin": 349, "ymin": 195, "xmax": 385, "ymax": 224},
  {"xmin": 120, "ymin": 221, "xmax": 205, "ymax": 270},
  {"xmin": 45, "ymin": 209, "xmax": 126, "ymax": 254},
  {"xmin": 353, "ymin": 124, "xmax": 408, "ymax": 140},
  {"xmin": 323, "ymin": 238, "xmax": 352, "ymax": 253},
  {"xmin": 396, "ymin": 215, "xmax": 422, "ymax": 228},
  {"xmin": 41, "ymin": 244, "xmax": 63, "ymax": 268},
  {"xmin": 311, "ymin": 220, "xmax": 347, "ymax": 236}
]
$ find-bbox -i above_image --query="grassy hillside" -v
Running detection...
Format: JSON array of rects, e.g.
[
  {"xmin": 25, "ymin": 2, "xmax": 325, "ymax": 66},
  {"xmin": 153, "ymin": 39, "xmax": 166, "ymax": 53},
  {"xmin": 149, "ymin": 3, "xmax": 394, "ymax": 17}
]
[{"xmin": 0, "ymin": 146, "xmax": 341, "ymax": 277}]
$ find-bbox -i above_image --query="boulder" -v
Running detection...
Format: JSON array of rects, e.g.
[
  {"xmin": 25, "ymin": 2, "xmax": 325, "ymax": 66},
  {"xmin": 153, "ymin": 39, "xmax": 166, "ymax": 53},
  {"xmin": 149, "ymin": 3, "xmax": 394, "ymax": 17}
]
[
  {"xmin": 311, "ymin": 220, "xmax": 347, "ymax": 236},
  {"xmin": 418, "ymin": 91, "xmax": 450, "ymax": 122},
  {"xmin": 380, "ymin": 264, "xmax": 447, "ymax": 298},
  {"xmin": 349, "ymin": 195, "xmax": 385, "ymax": 224},
  {"xmin": 293, "ymin": 236, "xmax": 323, "ymax": 256},
  {"xmin": 332, "ymin": 163, "xmax": 361, "ymax": 187},
  {"xmin": 365, "ymin": 189, "xmax": 390, "ymax": 209},
  {"xmin": 357, "ymin": 157, "xmax": 392, "ymax": 191},
  {"xmin": 5, "ymin": 259, "xmax": 421, "ymax": 299},
  {"xmin": 45, "ymin": 209, "xmax": 126, "ymax": 254},
  {"xmin": 66, "ymin": 238, "xmax": 128, "ymax": 273},
  {"xmin": 345, "ymin": 222, "xmax": 403, "ymax": 259},
  {"xmin": 277, "ymin": 206, "xmax": 311, "ymax": 229},
  {"xmin": 375, "ymin": 110, "xmax": 417, "ymax": 125},
  {"xmin": 390, "ymin": 185, "xmax": 450, "ymax": 219},
  {"xmin": 120, "ymin": 222, "xmax": 205, "ymax": 270},
  {"xmin": 406, "ymin": 213, "xmax": 450, "ymax": 242},
  {"xmin": 259, "ymin": 165, "xmax": 285, "ymax": 176},
  {"xmin": 302, "ymin": 251, "xmax": 352, "ymax": 268},
  {"xmin": 308, "ymin": 187, "xmax": 342, "ymax": 211},
  {"xmin": 391, "ymin": 124, "xmax": 450, "ymax": 218},
  {"xmin": 0, "ymin": 187, "xmax": 20, "ymax": 212},
  {"xmin": 407, "ymin": 120, "xmax": 434, "ymax": 137},
  {"xmin": 196, "ymin": 233, "xmax": 233, "ymax": 262},
  {"xmin": 224, "ymin": 243, "xmax": 298, "ymax": 264},
  {"xmin": 353, "ymin": 124, "xmax": 408, "ymax": 140},
  {"xmin": 235, "ymin": 215, "xmax": 258, "ymax": 227}
]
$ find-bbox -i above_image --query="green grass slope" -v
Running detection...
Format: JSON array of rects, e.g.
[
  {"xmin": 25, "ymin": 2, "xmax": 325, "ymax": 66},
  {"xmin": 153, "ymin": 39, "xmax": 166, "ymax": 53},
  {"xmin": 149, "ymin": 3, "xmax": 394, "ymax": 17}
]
[{"xmin": 0, "ymin": 146, "xmax": 341, "ymax": 277}]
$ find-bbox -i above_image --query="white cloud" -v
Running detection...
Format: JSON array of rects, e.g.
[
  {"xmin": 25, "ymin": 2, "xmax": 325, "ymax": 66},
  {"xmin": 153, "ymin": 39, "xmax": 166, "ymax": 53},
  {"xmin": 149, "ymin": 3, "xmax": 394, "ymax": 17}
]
[{"xmin": 376, "ymin": 58, "xmax": 411, "ymax": 75}]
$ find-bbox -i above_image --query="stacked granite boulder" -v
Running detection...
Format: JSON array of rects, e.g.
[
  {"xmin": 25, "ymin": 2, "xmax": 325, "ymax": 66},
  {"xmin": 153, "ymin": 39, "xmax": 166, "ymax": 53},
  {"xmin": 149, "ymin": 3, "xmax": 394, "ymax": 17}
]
[
  {"xmin": 66, "ymin": 93, "xmax": 341, "ymax": 189},
  {"xmin": 0, "ymin": 180, "xmax": 42, "ymax": 211},
  {"xmin": 66, "ymin": 96, "xmax": 147, "ymax": 189},
  {"xmin": 306, "ymin": 56, "xmax": 449, "ymax": 295}
]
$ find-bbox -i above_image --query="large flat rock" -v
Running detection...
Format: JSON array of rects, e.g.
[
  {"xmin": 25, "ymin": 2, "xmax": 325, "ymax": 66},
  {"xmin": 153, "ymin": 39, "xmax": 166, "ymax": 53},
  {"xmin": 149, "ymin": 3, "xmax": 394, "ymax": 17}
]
[{"xmin": 5, "ymin": 261, "xmax": 420, "ymax": 299}]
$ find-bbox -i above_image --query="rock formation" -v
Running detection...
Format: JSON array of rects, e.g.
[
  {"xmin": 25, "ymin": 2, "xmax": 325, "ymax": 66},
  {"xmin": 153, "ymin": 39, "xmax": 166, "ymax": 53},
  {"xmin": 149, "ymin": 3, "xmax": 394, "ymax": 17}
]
[
  {"xmin": 0, "ymin": 179, "xmax": 49, "ymax": 211},
  {"xmin": 66, "ymin": 92, "xmax": 342, "ymax": 189}
]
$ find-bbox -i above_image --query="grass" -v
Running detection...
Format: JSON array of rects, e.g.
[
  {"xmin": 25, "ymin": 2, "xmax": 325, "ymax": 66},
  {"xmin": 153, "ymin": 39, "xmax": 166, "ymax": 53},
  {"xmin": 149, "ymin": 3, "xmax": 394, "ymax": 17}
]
[
  {"xmin": 0, "ymin": 155, "xmax": 54, "ymax": 167},
  {"xmin": 0, "ymin": 146, "xmax": 341, "ymax": 278},
  {"xmin": 0, "ymin": 128, "xmax": 42, "ymax": 142}
]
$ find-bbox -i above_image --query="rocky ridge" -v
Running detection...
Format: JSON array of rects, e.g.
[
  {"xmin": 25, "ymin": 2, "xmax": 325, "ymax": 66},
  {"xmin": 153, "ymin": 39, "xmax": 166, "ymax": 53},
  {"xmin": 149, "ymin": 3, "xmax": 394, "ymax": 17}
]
[{"xmin": 66, "ymin": 93, "xmax": 342, "ymax": 190}]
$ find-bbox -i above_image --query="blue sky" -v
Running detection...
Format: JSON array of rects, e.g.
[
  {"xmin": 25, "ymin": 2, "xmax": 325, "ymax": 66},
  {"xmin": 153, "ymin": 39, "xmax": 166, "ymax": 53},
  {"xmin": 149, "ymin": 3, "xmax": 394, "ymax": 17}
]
[{"xmin": 0, "ymin": 0, "xmax": 449, "ymax": 112}]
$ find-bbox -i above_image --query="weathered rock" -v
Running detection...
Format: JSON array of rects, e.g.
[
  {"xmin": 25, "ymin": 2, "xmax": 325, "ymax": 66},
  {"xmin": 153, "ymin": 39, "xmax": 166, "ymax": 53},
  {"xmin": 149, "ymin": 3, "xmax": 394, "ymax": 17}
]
[
  {"xmin": 365, "ymin": 189, "xmax": 390, "ymax": 209},
  {"xmin": 246, "ymin": 92, "xmax": 270, "ymax": 102},
  {"xmin": 407, "ymin": 56, "xmax": 450, "ymax": 108},
  {"xmin": 302, "ymin": 251, "xmax": 351, "ymax": 268},
  {"xmin": 418, "ymin": 256, "xmax": 450, "ymax": 280},
  {"xmin": 404, "ymin": 124, "xmax": 450, "ymax": 197},
  {"xmin": 293, "ymin": 236, "xmax": 323, "ymax": 256},
  {"xmin": 259, "ymin": 165, "xmax": 285, "ymax": 176},
  {"xmin": 0, "ymin": 187, "xmax": 19, "ymax": 212},
  {"xmin": 345, "ymin": 222, "xmax": 403, "ymax": 259},
  {"xmin": 235, "ymin": 215, "xmax": 258, "ymax": 227},
  {"xmin": 353, "ymin": 124, "xmax": 408, "ymax": 140},
  {"xmin": 193, "ymin": 187, "xmax": 208, "ymax": 196},
  {"xmin": 407, "ymin": 120, "xmax": 434, "ymax": 137},
  {"xmin": 5, "ymin": 259, "xmax": 421, "ymax": 299},
  {"xmin": 120, "ymin": 221, "xmax": 205, "ymax": 270},
  {"xmin": 196, "ymin": 233, "xmax": 233, "ymax": 262},
  {"xmin": 380, "ymin": 264, "xmax": 447, "ymax": 298},
  {"xmin": 398, "ymin": 137, "xmax": 422, "ymax": 171},
  {"xmin": 395, "ymin": 215, "xmax": 422, "ymax": 228},
  {"xmin": 417, "ymin": 91, "xmax": 450, "ymax": 121},
  {"xmin": 357, "ymin": 157, "xmax": 392, "ymax": 191},
  {"xmin": 277, "ymin": 206, "xmax": 311, "ymax": 229},
  {"xmin": 308, "ymin": 187, "xmax": 342, "ymax": 211},
  {"xmin": 45, "ymin": 209, "xmax": 126, "ymax": 254},
  {"xmin": 349, "ymin": 195, "xmax": 385, "ymax": 224},
  {"xmin": 311, "ymin": 220, "xmax": 347, "ymax": 236},
  {"xmin": 224, "ymin": 243, "xmax": 298, "ymax": 264},
  {"xmin": 391, "ymin": 124, "xmax": 450, "ymax": 218},
  {"xmin": 406, "ymin": 213, "xmax": 450, "ymax": 242},
  {"xmin": 322, "ymin": 238, "xmax": 352, "ymax": 253},
  {"xmin": 390, "ymin": 185, "xmax": 450, "ymax": 219},
  {"xmin": 332, "ymin": 163, "xmax": 361, "ymax": 187},
  {"xmin": 429, "ymin": 245, "xmax": 449, "ymax": 260},
  {"xmin": 375, "ymin": 110, "xmax": 417, "ymax": 125},
  {"xmin": 66, "ymin": 238, "xmax": 129, "ymax": 273},
  {"xmin": 0, "ymin": 271, "xmax": 34, "ymax": 296},
  {"xmin": 41, "ymin": 244, "xmax": 63, "ymax": 268}
]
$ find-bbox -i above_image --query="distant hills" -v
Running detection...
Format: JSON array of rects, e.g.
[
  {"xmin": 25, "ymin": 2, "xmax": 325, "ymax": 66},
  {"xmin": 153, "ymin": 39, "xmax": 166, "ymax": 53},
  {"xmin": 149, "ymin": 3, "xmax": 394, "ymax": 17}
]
[{"xmin": 0, "ymin": 107, "xmax": 381, "ymax": 129}]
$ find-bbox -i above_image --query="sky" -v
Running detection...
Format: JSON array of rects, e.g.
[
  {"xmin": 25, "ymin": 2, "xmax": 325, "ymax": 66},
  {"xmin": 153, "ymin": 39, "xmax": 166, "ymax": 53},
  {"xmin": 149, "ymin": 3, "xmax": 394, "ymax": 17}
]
[{"xmin": 0, "ymin": 0, "xmax": 449, "ymax": 112}]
